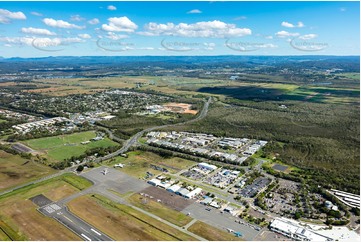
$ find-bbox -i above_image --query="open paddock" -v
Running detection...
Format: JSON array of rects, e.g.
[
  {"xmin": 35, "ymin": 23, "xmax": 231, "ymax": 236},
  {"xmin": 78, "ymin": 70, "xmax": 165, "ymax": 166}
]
[
  {"xmin": 68, "ymin": 194, "xmax": 196, "ymax": 241},
  {"xmin": 139, "ymin": 186, "xmax": 193, "ymax": 211},
  {"xmin": 188, "ymin": 220, "xmax": 244, "ymax": 241},
  {"xmin": 0, "ymin": 150, "xmax": 55, "ymax": 192},
  {"xmin": 108, "ymin": 150, "xmax": 196, "ymax": 178},
  {"xmin": 128, "ymin": 193, "xmax": 193, "ymax": 227}
]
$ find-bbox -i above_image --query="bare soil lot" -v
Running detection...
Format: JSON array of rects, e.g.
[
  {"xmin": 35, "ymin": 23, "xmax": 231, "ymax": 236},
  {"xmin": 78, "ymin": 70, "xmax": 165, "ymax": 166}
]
[{"xmin": 140, "ymin": 186, "xmax": 193, "ymax": 211}]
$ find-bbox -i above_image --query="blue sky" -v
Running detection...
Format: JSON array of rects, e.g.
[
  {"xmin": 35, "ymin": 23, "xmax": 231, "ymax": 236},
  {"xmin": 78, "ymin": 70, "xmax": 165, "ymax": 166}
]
[{"xmin": 0, "ymin": 1, "xmax": 359, "ymax": 57}]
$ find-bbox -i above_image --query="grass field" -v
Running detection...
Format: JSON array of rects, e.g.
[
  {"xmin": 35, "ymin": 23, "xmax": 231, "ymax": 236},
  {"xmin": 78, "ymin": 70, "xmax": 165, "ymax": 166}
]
[
  {"xmin": 0, "ymin": 227, "xmax": 11, "ymax": 241},
  {"xmin": 335, "ymin": 72, "xmax": 360, "ymax": 80},
  {"xmin": 188, "ymin": 221, "xmax": 243, "ymax": 241},
  {"xmin": 23, "ymin": 131, "xmax": 119, "ymax": 162},
  {"xmin": 68, "ymin": 194, "xmax": 196, "ymax": 241},
  {"xmin": 0, "ymin": 173, "xmax": 91, "ymax": 241},
  {"xmin": 128, "ymin": 193, "xmax": 193, "ymax": 227},
  {"xmin": 107, "ymin": 150, "xmax": 196, "ymax": 178},
  {"xmin": 0, "ymin": 150, "xmax": 55, "ymax": 192}
]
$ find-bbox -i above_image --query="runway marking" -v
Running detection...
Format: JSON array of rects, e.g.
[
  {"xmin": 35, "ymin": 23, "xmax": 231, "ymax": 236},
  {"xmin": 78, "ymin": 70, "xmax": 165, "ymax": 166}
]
[
  {"xmin": 63, "ymin": 216, "xmax": 74, "ymax": 223},
  {"xmin": 91, "ymin": 228, "xmax": 101, "ymax": 236},
  {"xmin": 79, "ymin": 226, "xmax": 88, "ymax": 232},
  {"xmin": 81, "ymin": 233, "xmax": 92, "ymax": 241}
]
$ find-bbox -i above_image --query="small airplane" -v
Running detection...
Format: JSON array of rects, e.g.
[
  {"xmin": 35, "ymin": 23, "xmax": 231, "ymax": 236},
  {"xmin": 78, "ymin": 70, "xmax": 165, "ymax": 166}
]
[
  {"xmin": 101, "ymin": 168, "xmax": 109, "ymax": 175},
  {"xmin": 234, "ymin": 232, "xmax": 242, "ymax": 237},
  {"xmin": 114, "ymin": 163, "xmax": 124, "ymax": 168},
  {"xmin": 227, "ymin": 228, "xmax": 234, "ymax": 233}
]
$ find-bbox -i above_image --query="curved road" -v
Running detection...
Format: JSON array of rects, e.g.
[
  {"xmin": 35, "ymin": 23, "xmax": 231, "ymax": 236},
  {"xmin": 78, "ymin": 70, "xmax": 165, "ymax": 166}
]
[
  {"xmin": 0, "ymin": 97, "xmax": 212, "ymax": 197},
  {"xmin": 95, "ymin": 97, "xmax": 212, "ymax": 162}
]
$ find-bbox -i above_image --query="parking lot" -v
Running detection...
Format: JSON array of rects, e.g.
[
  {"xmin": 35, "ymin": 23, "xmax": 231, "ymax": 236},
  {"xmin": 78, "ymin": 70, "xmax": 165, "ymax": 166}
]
[
  {"xmin": 81, "ymin": 166, "xmax": 150, "ymax": 194},
  {"xmin": 181, "ymin": 202, "xmax": 261, "ymax": 240},
  {"xmin": 204, "ymin": 169, "xmax": 239, "ymax": 188},
  {"xmin": 239, "ymin": 177, "xmax": 271, "ymax": 198},
  {"xmin": 181, "ymin": 169, "xmax": 206, "ymax": 180}
]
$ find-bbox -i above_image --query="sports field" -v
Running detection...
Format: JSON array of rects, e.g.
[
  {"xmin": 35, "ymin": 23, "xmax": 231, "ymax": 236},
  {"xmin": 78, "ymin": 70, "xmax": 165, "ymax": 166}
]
[
  {"xmin": 23, "ymin": 131, "xmax": 119, "ymax": 162},
  {"xmin": 68, "ymin": 194, "xmax": 196, "ymax": 241},
  {"xmin": 0, "ymin": 150, "xmax": 55, "ymax": 192},
  {"xmin": 0, "ymin": 173, "xmax": 91, "ymax": 241}
]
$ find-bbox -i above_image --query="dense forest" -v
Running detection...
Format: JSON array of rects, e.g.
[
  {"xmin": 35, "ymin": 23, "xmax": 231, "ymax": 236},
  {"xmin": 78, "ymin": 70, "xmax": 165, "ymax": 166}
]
[{"xmin": 166, "ymin": 100, "xmax": 360, "ymax": 194}]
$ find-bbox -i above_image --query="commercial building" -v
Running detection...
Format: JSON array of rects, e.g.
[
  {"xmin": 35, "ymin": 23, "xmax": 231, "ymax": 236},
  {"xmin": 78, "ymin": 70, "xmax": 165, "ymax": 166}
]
[
  {"xmin": 167, "ymin": 184, "xmax": 181, "ymax": 193},
  {"xmin": 176, "ymin": 188, "xmax": 190, "ymax": 197},
  {"xmin": 184, "ymin": 188, "xmax": 202, "ymax": 199},
  {"xmin": 200, "ymin": 197, "xmax": 213, "ymax": 205},
  {"xmin": 147, "ymin": 178, "xmax": 161, "ymax": 187},
  {"xmin": 270, "ymin": 218, "xmax": 330, "ymax": 241},
  {"xmin": 198, "ymin": 162, "xmax": 217, "ymax": 171}
]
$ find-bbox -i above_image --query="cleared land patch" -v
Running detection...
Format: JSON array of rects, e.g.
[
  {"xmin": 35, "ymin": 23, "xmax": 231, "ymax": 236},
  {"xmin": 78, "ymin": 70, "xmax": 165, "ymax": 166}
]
[
  {"xmin": 139, "ymin": 186, "xmax": 193, "ymax": 211},
  {"xmin": 68, "ymin": 194, "xmax": 196, "ymax": 241},
  {"xmin": 128, "ymin": 193, "xmax": 193, "ymax": 227},
  {"xmin": 108, "ymin": 150, "xmax": 196, "ymax": 178},
  {"xmin": 0, "ymin": 150, "xmax": 55, "ymax": 191}
]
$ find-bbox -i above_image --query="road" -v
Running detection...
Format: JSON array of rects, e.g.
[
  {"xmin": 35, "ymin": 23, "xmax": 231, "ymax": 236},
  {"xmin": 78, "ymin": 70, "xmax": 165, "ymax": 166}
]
[
  {"xmin": 50, "ymin": 167, "xmax": 206, "ymax": 241},
  {"xmin": 0, "ymin": 97, "xmax": 211, "ymax": 198},
  {"xmin": 95, "ymin": 97, "xmax": 212, "ymax": 162},
  {"xmin": 39, "ymin": 204, "xmax": 113, "ymax": 241}
]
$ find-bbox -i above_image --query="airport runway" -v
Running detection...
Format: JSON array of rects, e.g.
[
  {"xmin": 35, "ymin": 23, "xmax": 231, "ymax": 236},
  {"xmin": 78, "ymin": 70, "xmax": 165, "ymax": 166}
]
[{"xmin": 39, "ymin": 203, "xmax": 113, "ymax": 241}]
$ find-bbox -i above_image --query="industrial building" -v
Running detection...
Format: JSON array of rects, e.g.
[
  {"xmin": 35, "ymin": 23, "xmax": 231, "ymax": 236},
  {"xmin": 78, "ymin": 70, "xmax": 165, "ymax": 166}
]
[
  {"xmin": 198, "ymin": 162, "xmax": 217, "ymax": 171},
  {"xmin": 184, "ymin": 188, "xmax": 202, "ymax": 199}
]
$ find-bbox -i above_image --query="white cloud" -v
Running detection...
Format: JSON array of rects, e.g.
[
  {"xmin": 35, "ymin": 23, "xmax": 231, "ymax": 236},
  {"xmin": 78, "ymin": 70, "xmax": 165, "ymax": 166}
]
[
  {"xmin": 275, "ymin": 30, "xmax": 299, "ymax": 38},
  {"xmin": 31, "ymin": 12, "xmax": 42, "ymax": 17},
  {"xmin": 187, "ymin": 9, "xmax": 202, "ymax": 14},
  {"xmin": 234, "ymin": 16, "xmax": 247, "ymax": 20},
  {"xmin": 0, "ymin": 16, "xmax": 9, "ymax": 24},
  {"xmin": 138, "ymin": 47, "xmax": 154, "ymax": 50},
  {"xmin": 70, "ymin": 15, "xmax": 85, "ymax": 22},
  {"xmin": 298, "ymin": 34, "xmax": 317, "ymax": 40},
  {"xmin": 281, "ymin": 21, "xmax": 304, "ymax": 28},
  {"xmin": 340, "ymin": 7, "xmax": 347, "ymax": 12},
  {"xmin": 0, "ymin": 9, "xmax": 26, "ymax": 23},
  {"xmin": 78, "ymin": 33, "xmax": 91, "ymax": 39},
  {"xmin": 0, "ymin": 36, "xmax": 83, "ymax": 47},
  {"xmin": 297, "ymin": 22, "xmax": 305, "ymax": 28},
  {"xmin": 88, "ymin": 18, "xmax": 100, "ymax": 25},
  {"xmin": 203, "ymin": 42, "xmax": 216, "ymax": 50},
  {"xmin": 105, "ymin": 32, "xmax": 129, "ymax": 40},
  {"xmin": 102, "ymin": 16, "xmax": 138, "ymax": 32},
  {"xmin": 138, "ymin": 20, "xmax": 251, "ymax": 38},
  {"xmin": 257, "ymin": 43, "xmax": 278, "ymax": 48},
  {"xmin": 107, "ymin": 5, "xmax": 117, "ymax": 11},
  {"xmin": 21, "ymin": 27, "xmax": 56, "ymax": 36},
  {"xmin": 43, "ymin": 18, "xmax": 84, "ymax": 29},
  {"xmin": 265, "ymin": 35, "xmax": 273, "ymax": 39}
]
